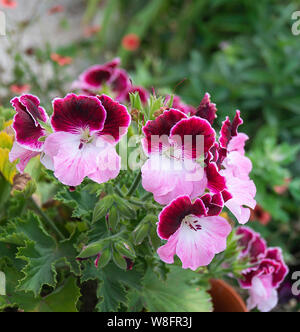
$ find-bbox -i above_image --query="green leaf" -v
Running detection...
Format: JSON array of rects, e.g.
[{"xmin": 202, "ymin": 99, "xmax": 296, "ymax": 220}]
[
  {"xmin": 139, "ymin": 266, "xmax": 212, "ymax": 312},
  {"xmin": 36, "ymin": 277, "xmax": 81, "ymax": 312},
  {"xmin": 0, "ymin": 258, "xmax": 80, "ymax": 312},
  {"xmin": 55, "ymin": 185, "xmax": 98, "ymax": 219},
  {"xmin": 290, "ymin": 178, "xmax": 300, "ymax": 201},
  {"xmin": 81, "ymin": 262, "xmax": 142, "ymax": 312},
  {"xmin": 1, "ymin": 212, "xmax": 80, "ymax": 296}
]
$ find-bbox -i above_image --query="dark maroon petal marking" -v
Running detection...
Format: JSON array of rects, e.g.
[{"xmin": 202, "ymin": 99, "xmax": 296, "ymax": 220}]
[
  {"xmin": 266, "ymin": 248, "xmax": 289, "ymax": 288},
  {"xmin": 111, "ymin": 69, "xmax": 131, "ymax": 94},
  {"xmin": 194, "ymin": 93, "xmax": 217, "ymax": 125},
  {"xmin": 219, "ymin": 110, "xmax": 243, "ymax": 149},
  {"xmin": 249, "ymin": 235, "xmax": 267, "ymax": 263},
  {"xmin": 51, "ymin": 94, "xmax": 107, "ymax": 134},
  {"xmin": 236, "ymin": 227, "xmax": 256, "ymax": 254},
  {"xmin": 19, "ymin": 95, "xmax": 48, "ymax": 123},
  {"xmin": 200, "ymin": 193, "xmax": 224, "ymax": 216},
  {"xmin": 170, "ymin": 116, "xmax": 216, "ymax": 158},
  {"xmin": 190, "ymin": 198, "xmax": 207, "ymax": 217},
  {"xmin": 97, "ymin": 94, "xmax": 131, "ymax": 142},
  {"xmin": 158, "ymin": 196, "xmax": 209, "ymax": 240},
  {"xmin": 126, "ymin": 86, "xmax": 149, "ymax": 104},
  {"xmin": 143, "ymin": 109, "xmax": 187, "ymax": 154},
  {"xmin": 240, "ymin": 267, "xmax": 259, "ymax": 288},
  {"xmin": 11, "ymin": 95, "xmax": 47, "ymax": 151},
  {"xmin": 84, "ymin": 67, "xmax": 112, "ymax": 87},
  {"xmin": 221, "ymin": 189, "xmax": 233, "ymax": 203},
  {"xmin": 158, "ymin": 195, "xmax": 192, "ymax": 240},
  {"xmin": 206, "ymin": 163, "xmax": 226, "ymax": 193},
  {"xmin": 105, "ymin": 57, "xmax": 121, "ymax": 69}
]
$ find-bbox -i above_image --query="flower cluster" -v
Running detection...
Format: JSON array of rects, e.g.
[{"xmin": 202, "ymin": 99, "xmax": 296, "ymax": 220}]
[
  {"xmin": 141, "ymin": 92, "xmax": 257, "ymax": 270},
  {"xmin": 9, "ymin": 93, "xmax": 131, "ymax": 186},
  {"xmin": 236, "ymin": 227, "xmax": 289, "ymax": 312},
  {"xmin": 8, "ymin": 59, "xmax": 288, "ymax": 312},
  {"xmin": 72, "ymin": 58, "xmax": 149, "ymax": 104}
]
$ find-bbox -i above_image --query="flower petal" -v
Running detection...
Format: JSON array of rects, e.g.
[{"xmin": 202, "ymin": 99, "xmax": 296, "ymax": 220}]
[
  {"xmin": 9, "ymin": 142, "xmax": 39, "ymax": 173},
  {"xmin": 142, "ymin": 155, "xmax": 207, "ymax": 205},
  {"xmin": 97, "ymin": 95, "xmax": 131, "ymax": 143},
  {"xmin": 142, "ymin": 109, "xmax": 187, "ymax": 155},
  {"xmin": 157, "ymin": 195, "xmax": 193, "ymax": 240},
  {"xmin": 11, "ymin": 95, "xmax": 48, "ymax": 151},
  {"xmin": 170, "ymin": 116, "xmax": 216, "ymax": 158},
  {"xmin": 194, "ymin": 93, "xmax": 217, "ymax": 125},
  {"xmin": 219, "ymin": 110, "xmax": 243, "ymax": 149},
  {"xmin": 206, "ymin": 163, "xmax": 227, "ymax": 193},
  {"xmin": 51, "ymin": 94, "xmax": 106, "ymax": 134},
  {"xmin": 44, "ymin": 132, "xmax": 105, "ymax": 186},
  {"xmin": 88, "ymin": 146, "xmax": 121, "ymax": 184}
]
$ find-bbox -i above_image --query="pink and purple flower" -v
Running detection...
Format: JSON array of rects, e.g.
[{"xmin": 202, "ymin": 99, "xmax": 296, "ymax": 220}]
[
  {"xmin": 43, "ymin": 94, "xmax": 130, "ymax": 186},
  {"xmin": 157, "ymin": 194, "xmax": 232, "ymax": 270},
  {"xmin": 141, "ymin": 108, "xmax": 226, "ymax": 205},
  {"xmin": 72, "ymin": 58, "xmax": 121, "ymax": 94},
  {"xmin": 217, "ymin": 111, "xmax": 257, "ymax": 224},
  {"xmin": 141, "ymin": 94, "xmax": 228, "ymax": 205},
  {"xmin": 237, "ymin": 226, "xmax": 289, "ymax": 312},
  {"xmin": 9, "ymin": 94, "xmax": 49, "ymax": 172}
]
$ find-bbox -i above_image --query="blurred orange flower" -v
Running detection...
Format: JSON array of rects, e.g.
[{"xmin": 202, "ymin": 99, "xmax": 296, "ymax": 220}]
[
  {"xmin": 84, "ymin": 25, "xmax": 101, "ymax": 37},
  {"xmin": 250, "ymin": 205, "xmax": 272, "ymax": 226},
  {"xmin": 51, "ymin": 53, "xmax": 72, "ymax": 66},
  {"xmin": 48, "ymin": 5, "xmax": 65, "ymax": 15},
  {"xmin": 0, "ymin": 0, "xmax": 17, "ymax": 8},
  {"xmin": 122, "ymin": 33, "xmax": 140, "ymax": 51},
  {"xmin": 274, "ymin": 178, "xmax": 291, "ymax": 195},
  {"xmin": 10, "ymin": 84, "xmax": 31, "ymax": 94}
]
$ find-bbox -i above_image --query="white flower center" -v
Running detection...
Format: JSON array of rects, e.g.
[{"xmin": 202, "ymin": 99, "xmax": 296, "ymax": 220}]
[
  {"xmin": 182, "ymin": 214, "xmax": 202, "ymax": 232},
  {"xmin": 79, "ymin": 128, "xmax": 94, "ymax": 149}
]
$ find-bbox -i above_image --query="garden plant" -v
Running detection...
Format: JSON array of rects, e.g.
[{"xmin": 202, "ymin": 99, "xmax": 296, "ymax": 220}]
[{"xmin": 0, "ymin": 0, "xmax": 299, "ymax": 313}]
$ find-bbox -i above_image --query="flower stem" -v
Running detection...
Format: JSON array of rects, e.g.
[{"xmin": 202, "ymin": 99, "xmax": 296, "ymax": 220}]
[
  {"xmin": 127, "ymin": 172, "xmax": 142, "ymax": 197},
  {"xmin": 30, "ymin": 197, "xmax": 65, "ymax": 241}
]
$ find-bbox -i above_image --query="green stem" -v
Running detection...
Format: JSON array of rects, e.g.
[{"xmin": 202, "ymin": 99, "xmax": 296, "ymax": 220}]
[
  {"xmin": 30, "ymin": 197, "xmax": 65, "ymax": 241},
  {"xmin": 127, "ymin": 172, "xmax": 142, "ymax": 197}
]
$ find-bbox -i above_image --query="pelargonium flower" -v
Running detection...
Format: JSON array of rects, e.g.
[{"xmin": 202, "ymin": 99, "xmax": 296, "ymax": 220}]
[
  {"xmin": 43, "ymin": 94, "xmax": 130, "ymax": 186},
  {"xmin": 236, "ymin": 227, "xmax": 288, "ymax": 312},
  {"xmin": 141, "ymin": 108, "xmax": 226, "ymax": 205},
  {"xmin": 242, "ymin": 249, "xmax": 288, "ymax": 312},
  {"xmin": 218, "ymin": 111, "xmax": 257, "ymax": 224},
  {"xmin": 157, "ymin": 194, "xmax": 232, "ymax": 270},
  {"xmin": 236, "ymin": 226, "xmax": 267, "ymax": 263},
  {"xmin": 9, "ymin": 94, "xmax": 49, "ymax": 172},
  {"xmin": 72, "ymin": 58, "xmax": 121, "ymax": 93}
]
